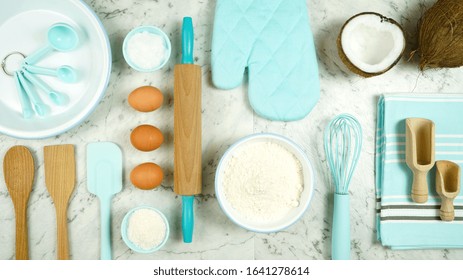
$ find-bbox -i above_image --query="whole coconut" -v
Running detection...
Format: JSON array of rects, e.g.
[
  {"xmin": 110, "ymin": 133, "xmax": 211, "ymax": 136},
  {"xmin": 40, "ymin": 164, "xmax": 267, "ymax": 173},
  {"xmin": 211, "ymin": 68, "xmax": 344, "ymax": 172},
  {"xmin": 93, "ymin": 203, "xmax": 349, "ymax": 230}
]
[{"xmin": 418, "ymin": 0, "xmax": 463, "ymax": 70}]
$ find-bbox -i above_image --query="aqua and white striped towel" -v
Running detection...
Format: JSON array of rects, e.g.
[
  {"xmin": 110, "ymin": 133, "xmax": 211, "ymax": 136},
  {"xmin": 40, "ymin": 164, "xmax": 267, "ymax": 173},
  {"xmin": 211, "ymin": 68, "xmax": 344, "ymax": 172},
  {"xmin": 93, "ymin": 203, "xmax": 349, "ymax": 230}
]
[{"xmin": 376, "ymin": 94, "xmax": 463, "ymax": 249}]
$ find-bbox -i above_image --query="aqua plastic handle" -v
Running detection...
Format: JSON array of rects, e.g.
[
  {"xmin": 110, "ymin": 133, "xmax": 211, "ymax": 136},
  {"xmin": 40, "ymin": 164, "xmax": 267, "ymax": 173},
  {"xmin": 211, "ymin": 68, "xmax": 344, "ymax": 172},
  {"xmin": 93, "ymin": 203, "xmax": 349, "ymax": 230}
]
[
  {"xmin": 181, "ymin": 17, "xmax": 194, "ymax": 64},
  {"xmin": 17, "ymin": 72, "xmax": 49, "ymax": 117},
  {"xmin": 332, "ymin": 193, "xmax": 350, "ymax": 260},
  {"xmin": 182, "ymin": 196, "xmax": 194, "ymax": 243},
  {"xmin": 13, "ymin": 72, "xmax": 33, "ymax": 119},
  {"xmin": 22, "ymin": 70, "xmax": 68, "ymax": 105},
  {"xmin": 24, "ymin": 45, "xmax": 53, "ymax": 65},
  {"xmin": 24, "ymin": 64, "xmax": 57, "ymax": 76},
  {"xmin": 100, "ymin": 195, "xmax": 112, "ymax": 260}
]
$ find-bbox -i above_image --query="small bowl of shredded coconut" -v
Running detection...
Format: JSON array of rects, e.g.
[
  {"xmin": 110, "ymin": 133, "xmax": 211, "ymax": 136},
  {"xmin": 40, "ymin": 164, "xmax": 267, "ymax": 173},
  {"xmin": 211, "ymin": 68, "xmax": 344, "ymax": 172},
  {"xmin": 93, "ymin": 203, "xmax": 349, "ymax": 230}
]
[
  {"xmin": 121, "ymin": 206, "xmax": 169, "ymax": 253},
  {"xmin": 123, "ymin": 26, "xmax": 171, "ymax": 72},
  {"xmin": 215, "ymin": 133, "xmax": 315, "ymax": 233}
]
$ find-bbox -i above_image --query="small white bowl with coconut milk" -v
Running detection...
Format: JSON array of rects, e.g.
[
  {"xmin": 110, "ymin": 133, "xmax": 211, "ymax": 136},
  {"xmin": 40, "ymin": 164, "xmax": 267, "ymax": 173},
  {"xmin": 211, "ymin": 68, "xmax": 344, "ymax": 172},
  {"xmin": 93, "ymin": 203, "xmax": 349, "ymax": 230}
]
[{"xmin": 215, "ymin": 133, "xmax": 314, "ymax": 233}]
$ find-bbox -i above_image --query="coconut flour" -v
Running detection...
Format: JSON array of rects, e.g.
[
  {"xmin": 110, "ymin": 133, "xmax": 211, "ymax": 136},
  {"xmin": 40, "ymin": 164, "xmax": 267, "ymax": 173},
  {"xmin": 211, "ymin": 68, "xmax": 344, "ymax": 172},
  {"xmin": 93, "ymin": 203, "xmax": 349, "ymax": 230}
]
[
  {"xmin": 127, "ymin": 208, "xmax": 166, "ymax": 250},
  {"xmin": 222, "ymin": 141, "xmax": 303, "ymax": 222}
]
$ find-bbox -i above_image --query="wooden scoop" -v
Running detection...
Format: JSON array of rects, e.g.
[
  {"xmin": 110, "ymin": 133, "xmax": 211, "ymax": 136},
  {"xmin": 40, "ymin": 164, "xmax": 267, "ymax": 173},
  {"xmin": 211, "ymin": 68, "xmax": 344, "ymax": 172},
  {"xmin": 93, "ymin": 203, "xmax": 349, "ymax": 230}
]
[
  {"xmin": 3, "ymin": 146, "xmax": 35, "ymax": 260},
  {"xmin": 436, "ymin": 160, "xmax": 460, "ymax": 221},
  {"xmin": 44, "ymin": 145, "xmax": 76, "ymax": 260},
  {"xmin": 405, "ymin": 118, "xmax": 435, "ymax": 203}
]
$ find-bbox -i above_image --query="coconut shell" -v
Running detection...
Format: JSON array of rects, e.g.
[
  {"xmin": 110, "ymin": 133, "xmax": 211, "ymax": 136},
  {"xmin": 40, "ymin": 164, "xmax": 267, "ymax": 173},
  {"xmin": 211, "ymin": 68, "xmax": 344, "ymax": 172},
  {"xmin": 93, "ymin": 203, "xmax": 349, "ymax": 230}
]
[
  {"xmin": 418, "ymin": 0, "xmax": 463, "ymax": 70},
  {"xmin": 337, "ymin": 12, "xmax": 405, "ymax": 78}
]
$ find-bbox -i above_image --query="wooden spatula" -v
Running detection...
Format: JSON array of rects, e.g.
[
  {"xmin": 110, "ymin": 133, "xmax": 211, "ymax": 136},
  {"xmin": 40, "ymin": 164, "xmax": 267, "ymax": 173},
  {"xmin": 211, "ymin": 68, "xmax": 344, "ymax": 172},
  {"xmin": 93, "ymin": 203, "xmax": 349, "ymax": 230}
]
[
  {"xmin": 3, "ymin": 146, "xmax": 35, "ymax": 260},
  {"xmin": 44, "ymin": 144, "xmax": 76, "ymax": 260}
]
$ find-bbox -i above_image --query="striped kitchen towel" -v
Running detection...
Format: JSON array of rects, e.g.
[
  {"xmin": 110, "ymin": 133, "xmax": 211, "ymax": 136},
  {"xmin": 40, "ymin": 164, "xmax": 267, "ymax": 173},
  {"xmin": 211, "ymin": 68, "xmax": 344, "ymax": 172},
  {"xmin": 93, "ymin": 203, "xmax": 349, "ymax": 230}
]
[{"xmin": 376, "ymin": 94, "xmax": 463, "ymax": 249}]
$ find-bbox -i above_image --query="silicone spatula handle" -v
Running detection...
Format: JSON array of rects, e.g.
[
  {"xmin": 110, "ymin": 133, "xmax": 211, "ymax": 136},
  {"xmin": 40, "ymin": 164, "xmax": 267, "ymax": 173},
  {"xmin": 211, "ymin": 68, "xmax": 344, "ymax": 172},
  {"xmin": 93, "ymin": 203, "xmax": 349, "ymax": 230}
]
[
  {"xmin": 332, "ymin": 193, "xmax": 350, "ymax": 260},
  {"xmin": 182, "ymin": 196, "xmax": 194, "ymax": 243},
  {"xmin": 100, "ymin": 196, "xmax": 112, "ymax": 260},
  {"xmin": 181, "ymin": 17, "xmax": 194, "ymax": 64}
]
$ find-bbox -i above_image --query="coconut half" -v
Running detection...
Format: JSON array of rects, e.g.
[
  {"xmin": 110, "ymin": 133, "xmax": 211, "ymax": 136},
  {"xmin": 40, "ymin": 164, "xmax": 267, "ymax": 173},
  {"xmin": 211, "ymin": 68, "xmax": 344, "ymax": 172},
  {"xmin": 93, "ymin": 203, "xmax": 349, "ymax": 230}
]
[{"xmin": 337, "ymin": 12, "xmax": 406, "ymax": 77}]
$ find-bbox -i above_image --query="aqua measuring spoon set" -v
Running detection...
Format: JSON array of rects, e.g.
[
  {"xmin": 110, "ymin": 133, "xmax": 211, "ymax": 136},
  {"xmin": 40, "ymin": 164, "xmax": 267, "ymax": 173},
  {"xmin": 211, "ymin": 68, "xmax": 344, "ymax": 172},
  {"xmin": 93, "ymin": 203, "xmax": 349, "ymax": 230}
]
[{"xmin": 5, "ymin": 22, "xmax": 79, "ymax": 119}]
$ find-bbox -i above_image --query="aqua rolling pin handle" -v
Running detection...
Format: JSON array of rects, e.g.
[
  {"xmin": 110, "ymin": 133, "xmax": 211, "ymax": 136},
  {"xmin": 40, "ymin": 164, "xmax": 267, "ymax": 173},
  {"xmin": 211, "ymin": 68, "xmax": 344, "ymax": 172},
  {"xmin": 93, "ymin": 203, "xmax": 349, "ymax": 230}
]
[
  {"xmin": 181, "ymin": 17, "xmax": 194, "ymax": 64},
  {"xmin": 332, "ymin": 193, "xmax": 350, "ymax": 260},
  {"xmin": 182, "ymin": 196, "xmax": 194, "ymax": 243}
]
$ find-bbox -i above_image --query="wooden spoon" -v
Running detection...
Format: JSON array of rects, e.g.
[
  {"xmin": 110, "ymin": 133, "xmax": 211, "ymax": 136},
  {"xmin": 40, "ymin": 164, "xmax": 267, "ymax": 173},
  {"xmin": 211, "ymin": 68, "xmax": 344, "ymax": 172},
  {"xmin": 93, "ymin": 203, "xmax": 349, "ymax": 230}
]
[
  {"xmin": 44, "ymin": 144, "xmax": 76, "ymax": 260},
  {"xmin": 3, "ymin": 146, "xmax": 35, "ymax": 260},
  {"xmin": 436, "ymin": 160, "xmax": 461, "ymax": 221}
]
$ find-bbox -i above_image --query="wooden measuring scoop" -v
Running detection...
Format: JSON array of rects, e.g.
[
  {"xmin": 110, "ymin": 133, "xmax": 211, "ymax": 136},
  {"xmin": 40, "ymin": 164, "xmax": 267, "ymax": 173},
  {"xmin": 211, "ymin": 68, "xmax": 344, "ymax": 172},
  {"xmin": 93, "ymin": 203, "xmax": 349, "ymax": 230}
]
[
  {"xmin": 405, "ymin": 118, "xmax": 435, "ymax": 203},
  {"xmin": 436, "ymin": 160, "xmax": 460, "ymax": 221},
  {"xmin": 44, "ymin": 145, "xmax": 76, "ymax": 260},
  {"xmin": 3, "ymin": 146, "xmax": 35, "ymax": 260}
]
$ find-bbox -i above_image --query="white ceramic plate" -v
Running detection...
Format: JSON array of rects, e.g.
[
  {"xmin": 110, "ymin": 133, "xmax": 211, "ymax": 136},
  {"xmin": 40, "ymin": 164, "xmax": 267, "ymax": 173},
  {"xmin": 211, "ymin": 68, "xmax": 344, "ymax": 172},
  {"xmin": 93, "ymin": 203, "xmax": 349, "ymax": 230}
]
[
  {"xmin": 215, "ymin": 133, "xmax": 315, "ymax": 233},
  {"xmin": 0, "ymin": 0, "xmax": 111, "ymax": 139}
]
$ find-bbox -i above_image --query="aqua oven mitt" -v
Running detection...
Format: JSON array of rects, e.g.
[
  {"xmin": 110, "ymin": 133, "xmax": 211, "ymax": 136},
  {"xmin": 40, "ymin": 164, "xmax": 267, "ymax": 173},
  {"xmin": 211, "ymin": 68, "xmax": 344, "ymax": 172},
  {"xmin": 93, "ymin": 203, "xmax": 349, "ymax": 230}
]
[{"xmin": 211, "ymin": 0, "xmax": 320, "ymax": 121}]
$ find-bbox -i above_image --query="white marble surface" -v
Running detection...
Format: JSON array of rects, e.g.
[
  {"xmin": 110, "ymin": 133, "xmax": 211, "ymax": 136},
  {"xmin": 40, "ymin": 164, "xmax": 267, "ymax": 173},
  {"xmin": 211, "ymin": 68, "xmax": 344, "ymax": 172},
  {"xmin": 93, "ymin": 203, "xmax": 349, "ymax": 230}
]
[{"xmin": 1, "ymin": 0, "xmax": 463, "ymax": 260}]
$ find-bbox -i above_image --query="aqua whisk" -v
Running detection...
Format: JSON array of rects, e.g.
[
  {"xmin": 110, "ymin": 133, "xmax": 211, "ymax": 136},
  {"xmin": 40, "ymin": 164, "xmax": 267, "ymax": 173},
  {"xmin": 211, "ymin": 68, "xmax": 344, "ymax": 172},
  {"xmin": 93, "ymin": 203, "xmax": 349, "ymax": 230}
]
[{"xmin": 324, "ymin": 114, "xmax": 362, "ymax": 260}]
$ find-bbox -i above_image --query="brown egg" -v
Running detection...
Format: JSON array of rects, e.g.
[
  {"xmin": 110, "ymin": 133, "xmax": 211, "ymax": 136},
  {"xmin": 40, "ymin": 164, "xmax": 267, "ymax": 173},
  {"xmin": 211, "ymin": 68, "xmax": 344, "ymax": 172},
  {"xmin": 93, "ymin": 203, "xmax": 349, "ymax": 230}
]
[
  {"xmin": 128, "ymin": 86, "xmax": 163, "ymax": 112},
  {"xmin": 130, "ymin": 162, "xmax": 164, "ymax": 190},
  {"xmin": 130, "ymin": 125, "xmax": 164, "ymax": 152}
]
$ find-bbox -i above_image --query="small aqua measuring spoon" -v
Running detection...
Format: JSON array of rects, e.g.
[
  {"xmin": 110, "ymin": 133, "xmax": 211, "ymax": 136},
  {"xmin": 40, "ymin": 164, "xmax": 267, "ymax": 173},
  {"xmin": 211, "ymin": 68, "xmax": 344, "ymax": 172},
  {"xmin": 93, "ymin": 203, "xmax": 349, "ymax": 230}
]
[
  {"xmin": 17, "ymin": 72, "xmax": 49, "ymax": 117},
  {"xmin": 13, "ymin": 72, "xmax": 33, "ymax": 119},
  {"xmin": 22, "ymin": 70, "xmax": 68, "ymax": 106},
  {"xmin": 23, "ymin": 64, "xmax": 77, "ymax": 83},
  {"xmin": 24, "ymin": 23, "xmax": 79, "ymax": 65}
]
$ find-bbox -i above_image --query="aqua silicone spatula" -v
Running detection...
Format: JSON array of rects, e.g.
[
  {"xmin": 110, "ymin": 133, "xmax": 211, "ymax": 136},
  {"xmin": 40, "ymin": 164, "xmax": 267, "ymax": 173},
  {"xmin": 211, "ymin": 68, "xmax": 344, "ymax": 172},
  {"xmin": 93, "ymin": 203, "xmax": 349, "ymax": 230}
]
[
  {"xmin": 87, "ymin": 142, "xmax": 122, "ymax": 259},
  {"xmin": 174, "ymin": 17, "xmax": 202, "ymax": 243}
]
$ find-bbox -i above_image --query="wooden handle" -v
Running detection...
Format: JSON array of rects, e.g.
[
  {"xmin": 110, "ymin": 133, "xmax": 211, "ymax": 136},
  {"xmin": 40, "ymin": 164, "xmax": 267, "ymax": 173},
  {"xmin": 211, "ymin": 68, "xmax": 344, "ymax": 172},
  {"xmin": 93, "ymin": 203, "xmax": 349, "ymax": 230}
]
[
  {"xmin": 411, "ymin": 171, "xmax": 428, "ymax": 203},
  {"xmin": 174, "ymin": 64, "xmax": 202, "ymax": 195},
  {"xmin": 14, "ymin": 200, "xmax": 28, "ymax": 260},
  {"xmin": 440, "ymin": 197, "xmax": 455, "ymax": 221},
  {"xmin": 56, "ymin": 206, "xmax": 70, "ymax": 260},
  {"xmin": 44, "ymin": 144, "xmax": 75, "ymax": 260}
]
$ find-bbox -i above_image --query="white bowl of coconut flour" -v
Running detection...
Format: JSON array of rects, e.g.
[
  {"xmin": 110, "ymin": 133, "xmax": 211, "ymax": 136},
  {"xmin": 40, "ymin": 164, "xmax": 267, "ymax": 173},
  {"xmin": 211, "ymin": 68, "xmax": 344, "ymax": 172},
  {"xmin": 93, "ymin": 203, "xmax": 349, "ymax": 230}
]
[
  {"xmin": 121, "ymin": 206, "xmax": 169, "ymax": 253},
  {"xmin": 215, "ymin": 133, "xmax": 314, "ymax": 232}
]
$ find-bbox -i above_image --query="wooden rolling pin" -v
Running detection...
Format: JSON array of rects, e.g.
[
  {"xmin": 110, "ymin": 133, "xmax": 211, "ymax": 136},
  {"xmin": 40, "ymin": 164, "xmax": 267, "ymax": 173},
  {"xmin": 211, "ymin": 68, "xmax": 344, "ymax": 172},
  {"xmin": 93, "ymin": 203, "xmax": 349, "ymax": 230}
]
[{"xmin": 174, "ymin": 17, "xmax": 202, "ymax": 243}]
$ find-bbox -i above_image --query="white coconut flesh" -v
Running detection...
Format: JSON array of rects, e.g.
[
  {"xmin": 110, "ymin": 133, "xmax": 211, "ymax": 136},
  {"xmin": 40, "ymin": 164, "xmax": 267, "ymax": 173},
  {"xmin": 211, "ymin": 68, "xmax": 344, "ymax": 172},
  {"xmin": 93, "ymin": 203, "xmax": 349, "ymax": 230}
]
[{"xmin": 341, "ymin": 14, "xmax": 405, "ymax": 73}]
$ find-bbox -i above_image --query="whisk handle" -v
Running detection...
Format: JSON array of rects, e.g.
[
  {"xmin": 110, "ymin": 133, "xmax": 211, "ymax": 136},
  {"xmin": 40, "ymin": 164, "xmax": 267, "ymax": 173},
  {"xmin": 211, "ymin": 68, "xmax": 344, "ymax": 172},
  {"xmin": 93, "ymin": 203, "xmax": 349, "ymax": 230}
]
[{"xmin": 332, "ymin": 193, "xmax": 350, "ymax": 260}]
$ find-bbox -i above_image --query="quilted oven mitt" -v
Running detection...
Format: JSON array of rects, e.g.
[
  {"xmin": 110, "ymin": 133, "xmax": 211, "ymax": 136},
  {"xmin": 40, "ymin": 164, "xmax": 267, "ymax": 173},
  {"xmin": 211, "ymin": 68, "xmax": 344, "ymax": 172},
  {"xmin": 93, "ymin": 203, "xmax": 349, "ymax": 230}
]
[{"xmin": 211, "ymin": 0, "xmax": 319, "ymax": 121}]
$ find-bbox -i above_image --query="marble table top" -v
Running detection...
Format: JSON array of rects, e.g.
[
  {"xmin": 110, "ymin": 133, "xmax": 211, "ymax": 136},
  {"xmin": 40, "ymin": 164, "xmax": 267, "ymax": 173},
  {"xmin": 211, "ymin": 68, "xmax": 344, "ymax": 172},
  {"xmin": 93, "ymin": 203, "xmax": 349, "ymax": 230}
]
[{"xmin": 1, "ymin": 0, "xmax": 463, "ymax": 260}]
